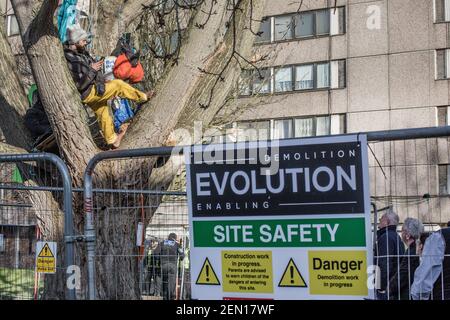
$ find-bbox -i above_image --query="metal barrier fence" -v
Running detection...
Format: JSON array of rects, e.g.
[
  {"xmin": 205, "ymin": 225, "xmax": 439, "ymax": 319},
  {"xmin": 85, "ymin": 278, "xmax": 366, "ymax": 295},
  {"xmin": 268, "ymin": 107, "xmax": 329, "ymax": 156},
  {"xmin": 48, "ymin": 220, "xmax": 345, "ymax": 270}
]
[
  {"xmin": 82, "ymin": 126, "xmax": 450, "ymax": 300},
  {"xmin": 0, "ymin": 153, "xmax": 75, "ymax": 300},
  {"xmin": 367, "ymin": 128, "xmax": 450, "ymax": 300},
  {"xmin": 84, "ymin": 147, "xmax": 188, "ymax": 300},
  {"xmin": 1, "ymin": 126, "xmax": 450, "ymax": 300}
]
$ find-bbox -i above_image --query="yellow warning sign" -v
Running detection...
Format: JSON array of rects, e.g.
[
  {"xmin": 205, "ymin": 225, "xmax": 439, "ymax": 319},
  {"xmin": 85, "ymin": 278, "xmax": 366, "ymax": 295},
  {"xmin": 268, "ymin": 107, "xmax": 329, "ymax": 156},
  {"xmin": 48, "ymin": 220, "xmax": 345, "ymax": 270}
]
[
  {"xmin": 278, "ymin": 258, "xmax": 307, "ymax": 288},
  {"xmin": 36, "ymin": 242, "xmax": 56, "ymax": 274},
  {"xmin": 308, "ymin": 251, "xmax": 368, "ymax": 296},
  {"xmin": 38, "ymin": 244, "xmax": 54, "ymax": 257},
  {"xmin": 196, "ymin": 258, "xmax": 220, "ymax": 285},
  {"xmin": 222, "ymin": 251, "xmax": 273, "ymax": 294}
]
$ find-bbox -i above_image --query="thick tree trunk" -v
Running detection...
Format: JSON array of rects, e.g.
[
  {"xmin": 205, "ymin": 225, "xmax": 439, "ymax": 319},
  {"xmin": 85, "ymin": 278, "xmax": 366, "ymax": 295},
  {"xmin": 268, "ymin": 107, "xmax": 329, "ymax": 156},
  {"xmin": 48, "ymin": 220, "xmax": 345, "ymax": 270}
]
[{"xmin": 0, "ymin": 22, "xmax": 31, "ymax": 149}]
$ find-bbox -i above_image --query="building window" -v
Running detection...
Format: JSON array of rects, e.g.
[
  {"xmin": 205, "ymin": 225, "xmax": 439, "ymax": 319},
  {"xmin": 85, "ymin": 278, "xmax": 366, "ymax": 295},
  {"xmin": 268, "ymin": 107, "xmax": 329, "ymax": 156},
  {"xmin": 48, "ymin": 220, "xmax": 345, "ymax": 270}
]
[
  {"xmin": 236, "ymin": 121, "xmax": 271, "ymax": 142},
  {"xmin": 437, "ymin": 106, "xmax": 450, "ymax": 126},
  {"xmin": 330, "ymin": 6, "xmax": 346, "ymax": 35},
  {"xmin": 272, "ymin": 119, "xmax": 293, "ymax": 139},
  {"xmin": 0, "ymin": 234, "xmax": 4, "ymax": 253},
  {"xmin": 436, "ymin": 49, "xmax": 450, "ymax": 79},
  {"xmin": 295, "ymin": 11, "xmax": 314, "ymax": 38},
  {"xmin": 295, "ymin": 65, "xmax": 314, "ymax": 90},
  {"xmin": 204, "ymin": 123, "xmax": 236, "ymax": 144},
  {"xmin": 3, "ymin": 0, "xmax": 19, "ymax": 37},
  {"xmin": 315, "ymin": 9, "xmax": 330, "ymax": 35},
  {"xmin": 316, "ymin": 63, "xmax": 330, "ymax": 88},
  {"xmin": 435, "ymin": 0, "xmax": 450, "ymax": 22},
  {"xmin": 238, "ymin": 70, "xmax": 252, "ymax": 96},
  {"xmin": 274, "ymin": 15, "xmax": 294, "ymax": 41},
  {"xmin": 294, "ymin": 117, "xmax": 314, "ymax": 137},
  {"xmin": 232, "ymin": 114, "xmax": 346, "ymax": 142},
  {"xmin": 439, "ymin": 164, "xmax": 450, "ymax": 194},
  {"xmin": 258, "ymin": 7, "xmax": 345, "ymax": 44},
  {"xmin": 331, "ymin": 60, "xmax": 347, "ymax": 88},
  {"xmin": 154, "ymin": 31, "xmax": 182, "ymax": 57},
  {"xmin": 274, "ymin": 67, "xmax": 292, "ymax": 92},
  {"xmin": 331, "ymin": 113, "xmax": 346, "ymax": 135},
  {"xmin": 239, "ymin": 60, "xmax": 346, "ymax": 96},
  {"xmin": 238, "ymin": 68, "xmax": 271, "ymax": 96},
  {"xmin": 255, "ymin": 17, "xmax": 272, "ymax": 43},
  {"xmin": 294, "ymin": 114, "xmax": 345, "ymax": 138},
  {"xmin": 253, "ymin": 68, "xmax": 271, "ymax": 94}
]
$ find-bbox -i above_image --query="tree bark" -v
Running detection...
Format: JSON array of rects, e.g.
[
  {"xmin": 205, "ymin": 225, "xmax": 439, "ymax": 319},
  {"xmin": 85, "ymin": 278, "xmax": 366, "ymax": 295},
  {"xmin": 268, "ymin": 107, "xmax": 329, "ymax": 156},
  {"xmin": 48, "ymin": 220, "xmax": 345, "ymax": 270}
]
[
  {"xmin": 0, "ymin": 21, "xmax": 31, "ymax": 149},
  {"xmin": 2, "ymin": 0, "xmax": 263, "ymax": 299},
  {"xmin": 90, "ymin": 0, "xmax": 157, "ymax": 56}
]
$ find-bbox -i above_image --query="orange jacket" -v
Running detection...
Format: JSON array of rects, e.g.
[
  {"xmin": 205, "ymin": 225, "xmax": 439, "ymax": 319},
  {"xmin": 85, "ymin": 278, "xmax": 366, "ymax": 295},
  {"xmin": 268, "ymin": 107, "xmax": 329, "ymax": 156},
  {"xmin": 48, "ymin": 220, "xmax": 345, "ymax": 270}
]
[{"xmin": 113, "ymin": 53, "xmax": 144, "ymax": 84}]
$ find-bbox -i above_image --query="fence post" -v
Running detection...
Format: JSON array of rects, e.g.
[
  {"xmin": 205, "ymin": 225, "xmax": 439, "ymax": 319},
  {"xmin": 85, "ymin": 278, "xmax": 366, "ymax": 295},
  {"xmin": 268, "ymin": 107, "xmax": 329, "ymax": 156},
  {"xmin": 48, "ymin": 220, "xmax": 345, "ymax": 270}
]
[
  {"xmin": 371, "ymin": 203, "xmax": 378, "ymax": 251},
  {"xmin": 0, "ymin": 153, "xmax": 76, "ymax": 300},
  {"xmin": 83, "ymin": 159, "xmax": 97, "ymax": 300}
]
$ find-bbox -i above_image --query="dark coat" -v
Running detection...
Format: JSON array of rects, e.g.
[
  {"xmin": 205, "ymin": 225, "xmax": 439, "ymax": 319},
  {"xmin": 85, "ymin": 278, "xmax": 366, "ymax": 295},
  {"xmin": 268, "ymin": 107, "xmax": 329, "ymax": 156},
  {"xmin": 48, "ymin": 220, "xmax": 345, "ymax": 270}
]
[
  {"xmin": 153, "ymin": 239, "xmax": 184, "ymax": 269},
  {"xmin": 63, "ymin": 46, "xmax": 105, "ymax": 100},
  {"xmin": 388, "ymin": 242, "xmax": 419, "ymax": 300},
  {"xmin": 24, "ymin": 93, "xmax": 51, "ymax": 139},
  {"xmin": 375, "ymin": 225, "xmax": 405, "ymax": 292}
]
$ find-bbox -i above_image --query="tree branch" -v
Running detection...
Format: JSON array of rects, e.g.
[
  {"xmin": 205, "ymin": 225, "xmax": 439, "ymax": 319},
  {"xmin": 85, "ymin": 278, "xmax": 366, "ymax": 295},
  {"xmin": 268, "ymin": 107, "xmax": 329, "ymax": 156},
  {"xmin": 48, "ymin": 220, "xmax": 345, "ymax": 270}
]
[
  {"xmin": 122, "ymin": 0, "xmax": 159, "ymax": 27},
  {"xmin": 0, "ymin": 142, "xmax": 28, "ymax": 154}
]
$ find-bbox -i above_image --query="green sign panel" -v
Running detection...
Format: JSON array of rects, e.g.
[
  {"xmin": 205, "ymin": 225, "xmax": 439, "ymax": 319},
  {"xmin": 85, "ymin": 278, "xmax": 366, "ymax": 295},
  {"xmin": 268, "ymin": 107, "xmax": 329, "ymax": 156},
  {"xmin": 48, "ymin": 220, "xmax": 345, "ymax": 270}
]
[{"xmin": 193, "ymin": 218, "xmax": 366, "ymax": 247}]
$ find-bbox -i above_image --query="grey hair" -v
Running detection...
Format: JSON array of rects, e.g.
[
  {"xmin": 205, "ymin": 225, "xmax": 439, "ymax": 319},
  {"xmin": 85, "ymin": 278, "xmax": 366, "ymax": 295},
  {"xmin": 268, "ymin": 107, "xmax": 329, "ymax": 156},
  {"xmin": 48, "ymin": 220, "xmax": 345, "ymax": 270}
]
[
  {"xmin": 384, "ymin": 208, "xmax": 400, "ymax": 226},
  {"xmin": 403, "ymin": 218, "xmax": 424, "ymax": 240}
]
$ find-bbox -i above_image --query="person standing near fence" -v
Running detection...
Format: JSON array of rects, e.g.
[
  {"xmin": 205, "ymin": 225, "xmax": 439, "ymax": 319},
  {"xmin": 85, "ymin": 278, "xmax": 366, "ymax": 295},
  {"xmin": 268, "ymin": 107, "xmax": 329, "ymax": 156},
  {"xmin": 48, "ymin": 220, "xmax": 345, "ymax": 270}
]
[
  {"xmin": 387, "ymin": 218, "xmax": 423, "ymax": 300},
  {"xmin": 411, "ymin": 227, "xmax": 450, "ymax": 300},
  {"xmin": 374, "ymin": 209, "xmax": 405, "ymax": 300},
  {"xmin": 153, "ymin": 233, "xmax": 184, "ymax": 300},
  {"xmin": 144, "ymin": 239, "xmax": 162, "ymax": 296}
]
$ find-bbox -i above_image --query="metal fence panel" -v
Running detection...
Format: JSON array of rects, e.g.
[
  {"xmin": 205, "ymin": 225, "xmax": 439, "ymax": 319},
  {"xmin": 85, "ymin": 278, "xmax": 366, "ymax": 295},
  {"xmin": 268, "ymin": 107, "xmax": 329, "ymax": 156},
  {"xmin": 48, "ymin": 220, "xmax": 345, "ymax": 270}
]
[
  {"xmin": 0, "ymin": 154, "xmax": 75, "ymax": 300},
  {"xmin": 368, "ymin": 136, "xmax": 450, "ymax": 300},
  {"xmin": 85, "ymin": 151, "xmax": 189, "ymax": 300},
  {"xmin": 79, "ymin": 126, "xmax": 450, "ymax": 300}
]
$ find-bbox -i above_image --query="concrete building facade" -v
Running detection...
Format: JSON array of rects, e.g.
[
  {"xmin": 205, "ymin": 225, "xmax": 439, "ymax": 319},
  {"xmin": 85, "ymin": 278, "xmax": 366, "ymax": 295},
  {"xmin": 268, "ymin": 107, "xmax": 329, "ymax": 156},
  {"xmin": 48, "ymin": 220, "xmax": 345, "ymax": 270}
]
[
  {"xmin": 213, "ymin": 0, "xmax": 450, "ymax": 224},
  {"xmin": 2, "ymin": 0, "xmax": 450, "ymax": 224}
]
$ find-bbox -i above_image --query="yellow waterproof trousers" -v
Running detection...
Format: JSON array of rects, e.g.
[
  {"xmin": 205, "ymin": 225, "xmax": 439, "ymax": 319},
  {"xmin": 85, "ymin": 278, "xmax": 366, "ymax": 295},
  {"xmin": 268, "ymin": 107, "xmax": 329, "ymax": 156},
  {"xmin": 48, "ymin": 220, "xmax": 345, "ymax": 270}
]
[{"xmin": 83, "ymin": 79, "xmax": 148, "ymax": 144}]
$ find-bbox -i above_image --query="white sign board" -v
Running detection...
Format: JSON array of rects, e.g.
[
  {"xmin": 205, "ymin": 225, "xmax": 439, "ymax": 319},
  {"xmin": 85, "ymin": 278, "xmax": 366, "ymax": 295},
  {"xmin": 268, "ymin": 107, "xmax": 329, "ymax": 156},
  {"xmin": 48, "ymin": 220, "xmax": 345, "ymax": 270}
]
[{"xmin": 185, "ymin": 135, "xmax": 374, "ymax": 300}]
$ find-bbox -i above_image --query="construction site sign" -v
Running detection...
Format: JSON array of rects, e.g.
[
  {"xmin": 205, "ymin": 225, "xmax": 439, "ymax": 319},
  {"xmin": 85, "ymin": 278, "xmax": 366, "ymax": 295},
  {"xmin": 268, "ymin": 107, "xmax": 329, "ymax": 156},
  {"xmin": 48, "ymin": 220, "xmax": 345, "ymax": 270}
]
[
  {"xmin": 186, "ymin": 135, "xmax": 373, "ymax": 300},
  {"xmin": 36, "ymin": 241, "xmax": 57, "ymax": 274}
]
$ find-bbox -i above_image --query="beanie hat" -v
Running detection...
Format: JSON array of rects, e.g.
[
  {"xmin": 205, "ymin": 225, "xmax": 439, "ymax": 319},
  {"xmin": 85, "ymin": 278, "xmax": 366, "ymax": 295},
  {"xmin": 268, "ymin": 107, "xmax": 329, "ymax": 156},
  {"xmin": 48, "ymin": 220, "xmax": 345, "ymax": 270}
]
[
  {"xmin": 168, "ymin": 233, "xmax": 177, "ymax": 241},
  {"xmin": 66, "ymin": 24, "xmax": 89, "ymax": 45}
]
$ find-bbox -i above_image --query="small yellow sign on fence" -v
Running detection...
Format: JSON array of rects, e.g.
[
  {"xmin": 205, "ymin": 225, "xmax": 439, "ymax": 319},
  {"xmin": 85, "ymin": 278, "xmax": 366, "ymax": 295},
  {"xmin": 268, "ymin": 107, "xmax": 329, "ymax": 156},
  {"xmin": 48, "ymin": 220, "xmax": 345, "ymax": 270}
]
[{"xmin": 36, "ymin": 242, "xmax": 57, "ymax": 274}]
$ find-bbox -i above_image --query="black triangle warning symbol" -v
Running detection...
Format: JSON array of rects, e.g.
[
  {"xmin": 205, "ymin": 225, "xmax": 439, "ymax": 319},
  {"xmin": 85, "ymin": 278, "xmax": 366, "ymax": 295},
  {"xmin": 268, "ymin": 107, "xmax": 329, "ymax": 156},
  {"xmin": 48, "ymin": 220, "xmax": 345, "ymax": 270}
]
[
  {"xmin": 278, "ymin": 258, "xmax": 307, "ymax": 288},
  {"xmin": 196, "ymin": 258, "xmax": 220, "ymax": 285},
  {"xmin": 38, "ymin": 243, "xmax": 54, "ymax": 258}
]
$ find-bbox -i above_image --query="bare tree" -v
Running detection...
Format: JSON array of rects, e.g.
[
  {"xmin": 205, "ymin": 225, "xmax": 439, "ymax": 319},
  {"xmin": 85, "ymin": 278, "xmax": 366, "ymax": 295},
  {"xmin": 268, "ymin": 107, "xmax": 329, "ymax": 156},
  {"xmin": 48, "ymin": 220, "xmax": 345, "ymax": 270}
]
[{"xmin": 0, "ymin": 0, "xmax": 264, "ymax": 299}]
